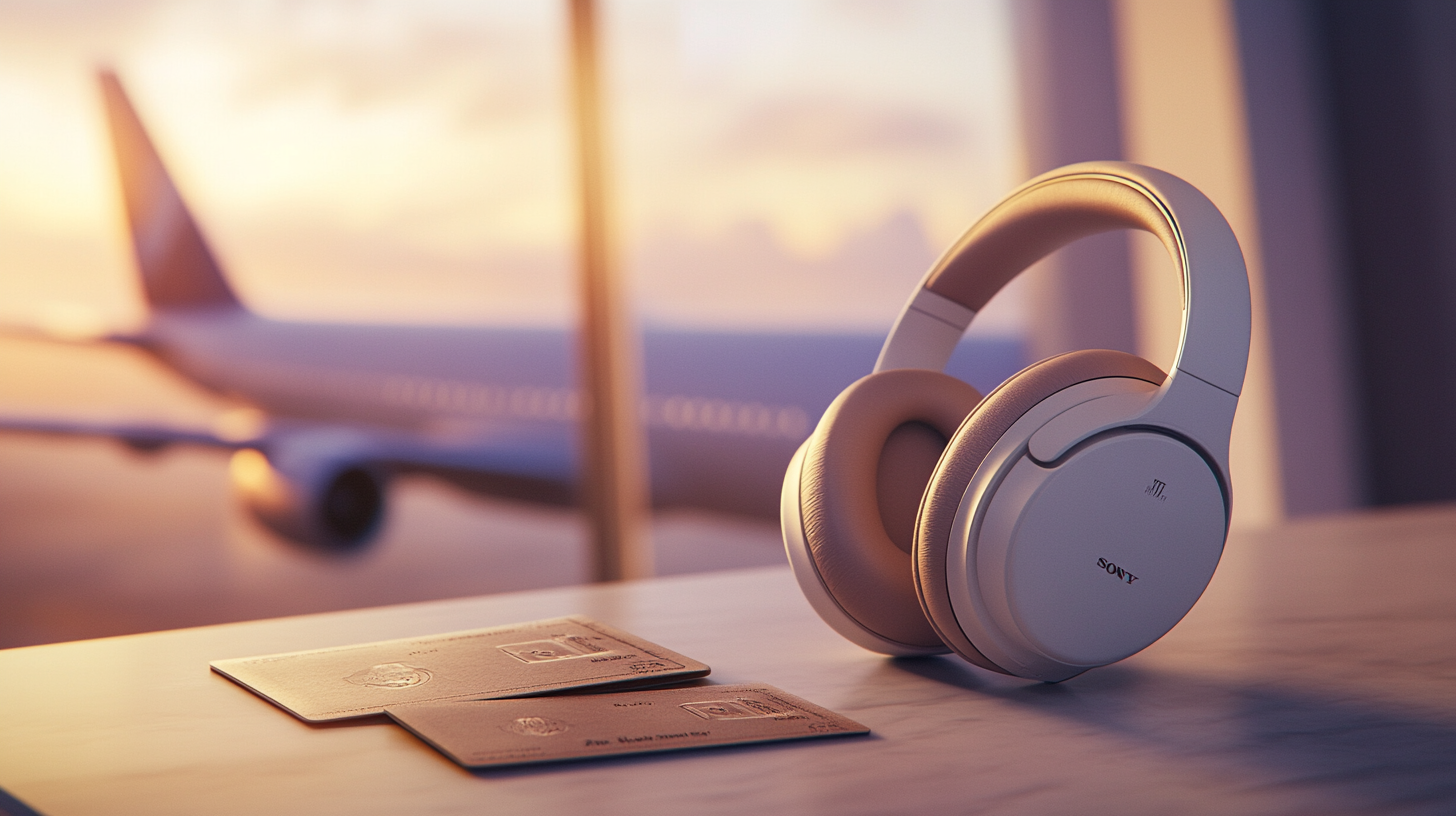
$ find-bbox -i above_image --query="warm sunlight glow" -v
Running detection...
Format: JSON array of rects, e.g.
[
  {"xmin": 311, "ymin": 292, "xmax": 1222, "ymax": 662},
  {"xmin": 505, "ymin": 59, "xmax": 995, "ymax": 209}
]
[{"xmin": 0, "ymin": 0, "xmax": 1021, "ymax": 334}]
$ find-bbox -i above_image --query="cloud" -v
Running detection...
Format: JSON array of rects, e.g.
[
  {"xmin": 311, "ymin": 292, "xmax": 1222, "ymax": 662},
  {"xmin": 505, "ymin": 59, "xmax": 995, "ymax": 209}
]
[
  {"xmin": 719, "ymin": 96, "xmax": 968, "ymax": 159},
  {"xmin": 631, "ymin": 209, "xmax": 938, "ymax": 330},
  {"xmin": 211, "ymin": 217, "xmax": 574, "ymax": 327},
  {"xmin": 0, "ymin": 0, "xmax": 159, "ymax": 53},
  {"xmin": 223, "ymin": 5, "xmax": 561, "ymax": 126},
  {"xmin": 0, "ymin": 1, "xmax": 563, "ymax": 130}
]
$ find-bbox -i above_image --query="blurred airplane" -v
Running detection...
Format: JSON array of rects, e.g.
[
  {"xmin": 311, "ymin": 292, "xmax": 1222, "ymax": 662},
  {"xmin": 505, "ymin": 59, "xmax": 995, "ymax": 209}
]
[{"xmin": 0, "ymin": 71, "xmax": 1023, "ymax": 552}]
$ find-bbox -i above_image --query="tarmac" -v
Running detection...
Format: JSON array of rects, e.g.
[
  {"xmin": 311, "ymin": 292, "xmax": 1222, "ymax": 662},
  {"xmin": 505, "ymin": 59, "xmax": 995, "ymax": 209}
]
[{"xmin": 0, "ymin": 337, "xmax": 785, "ymax": 649}]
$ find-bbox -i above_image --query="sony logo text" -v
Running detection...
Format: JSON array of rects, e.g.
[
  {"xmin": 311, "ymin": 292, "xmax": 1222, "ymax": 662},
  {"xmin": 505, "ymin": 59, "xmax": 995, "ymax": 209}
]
[{"xmin": 1096, "ymin": 557, "xmax": 1139, "ymax": 585}]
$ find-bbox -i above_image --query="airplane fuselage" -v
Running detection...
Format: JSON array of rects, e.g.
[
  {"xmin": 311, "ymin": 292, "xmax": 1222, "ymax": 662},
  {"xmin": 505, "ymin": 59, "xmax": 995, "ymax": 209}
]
[{"xmin": 142, "ymin": 311, "xmax": 1023, "ymax": 518}]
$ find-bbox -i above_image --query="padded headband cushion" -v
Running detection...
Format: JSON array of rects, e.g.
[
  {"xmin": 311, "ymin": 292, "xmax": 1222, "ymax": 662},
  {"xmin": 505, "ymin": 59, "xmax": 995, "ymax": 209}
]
[
  {"xmin": 879, "ymin": 163, "xmax": 1250, "ymax": 397},
  {"xmin": 925, "ymin": 176, "xmax": 1178, "ymax": 313},
  {"xmin": 913, "ymin": 349, "xmax": 1167, "ymax": 671},
  {"xmin": 799, "ymin": 368, "xmax": 982, "ymax": 650}
]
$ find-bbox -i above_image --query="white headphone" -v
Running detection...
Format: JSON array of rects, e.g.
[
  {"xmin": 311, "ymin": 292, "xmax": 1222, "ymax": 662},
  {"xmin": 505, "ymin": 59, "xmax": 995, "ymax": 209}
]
[{"xmin": 781, "ymin": 162, "xmax": 1250, "ymax": 682}]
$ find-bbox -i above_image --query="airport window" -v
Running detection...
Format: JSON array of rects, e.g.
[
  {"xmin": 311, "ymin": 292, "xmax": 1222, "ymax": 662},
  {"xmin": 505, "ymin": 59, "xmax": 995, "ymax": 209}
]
[{"xmin": 0, "ymin": 0, "xmax": 1025, "ymax": 645}]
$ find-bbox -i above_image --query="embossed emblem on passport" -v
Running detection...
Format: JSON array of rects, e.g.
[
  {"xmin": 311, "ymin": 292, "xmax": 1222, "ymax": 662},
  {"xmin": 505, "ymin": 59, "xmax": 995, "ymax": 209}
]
[
  {"xmin": 504, "ymin": 716, "xmax": 569, "ymax": 737},
  {"xmin": 680, "ymin": 699, "xmax": 785, "ymax": 720},
  {"xmin": 211, "ymin": 616, "xmax": 708, "ymax": 722},
  {"xmin": 499, "ymin": 637, "xmax": 607, "ymax": 664},
  {"xmin": 385, "ymin": 684, "xmax": 870, "ymax": 768},
  {"xmin": 345, "ymin": 662, "xmax": 433, "ymax": 689}
]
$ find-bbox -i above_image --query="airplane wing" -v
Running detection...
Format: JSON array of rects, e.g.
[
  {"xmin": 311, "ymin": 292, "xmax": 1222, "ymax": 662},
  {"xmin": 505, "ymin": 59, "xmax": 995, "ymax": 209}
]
[
  {"xmin": 0, "ymin": 321, "xmax": 146, "ymax": 347},
  {"xmin": 0, "ymin": 408, "xmax": 576, "ymax": 550},
  {"xmin": 0, "ymin": 303, "xmax": 147, "ymax": 346},
  {"xmin": 0, "ymin": 412, "xmax": 259, "ymax": 452}
]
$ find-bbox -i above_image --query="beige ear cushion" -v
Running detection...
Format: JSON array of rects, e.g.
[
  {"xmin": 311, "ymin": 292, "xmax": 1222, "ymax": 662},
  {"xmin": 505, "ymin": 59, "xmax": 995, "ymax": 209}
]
[
  {"xmin": 913, "ymin": 349, "xmax": 1167, "ymax": 672},
  {"xmin": 800, "ymin": 368, "xmax": 983, "ymax": 651}
]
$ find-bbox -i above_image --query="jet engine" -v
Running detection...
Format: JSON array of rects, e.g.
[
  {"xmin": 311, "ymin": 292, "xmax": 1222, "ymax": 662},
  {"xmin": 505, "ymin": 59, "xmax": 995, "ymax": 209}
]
[{"xmin": 229, "ymin": 440, "xmax": 386, "ymax": 552}]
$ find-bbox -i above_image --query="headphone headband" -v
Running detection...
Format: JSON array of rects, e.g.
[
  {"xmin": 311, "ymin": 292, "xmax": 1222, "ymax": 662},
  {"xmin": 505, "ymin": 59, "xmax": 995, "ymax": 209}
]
[{"xmin": 875, "ymin": 162, "xmax": 1250, "ymax": 398}]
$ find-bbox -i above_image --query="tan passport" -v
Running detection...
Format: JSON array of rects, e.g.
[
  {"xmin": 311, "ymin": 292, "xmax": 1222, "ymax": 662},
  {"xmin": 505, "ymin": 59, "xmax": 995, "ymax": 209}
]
[
  {"xmin": 210, "ymin": 616, "xmax": 709, "ymax": 722},
  {"xmin": 386, "ymin": 683, "xmax": 870, "ymax": 768}
]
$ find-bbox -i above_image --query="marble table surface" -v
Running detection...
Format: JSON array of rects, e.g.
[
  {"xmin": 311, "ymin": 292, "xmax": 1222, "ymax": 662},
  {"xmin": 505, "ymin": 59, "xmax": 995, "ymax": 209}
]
[{"xmin": 3, "ymin": 504, "xmax": 1455, "ymax": 815}]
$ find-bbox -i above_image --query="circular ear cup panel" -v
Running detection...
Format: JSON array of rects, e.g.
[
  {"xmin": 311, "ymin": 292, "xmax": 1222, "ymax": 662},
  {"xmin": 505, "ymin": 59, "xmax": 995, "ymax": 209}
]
[
  {"xmin": 799, "ymin": 368, "xmax": 982, "ymax": 651},
  {"xmin": 913, "ymin": 349, "xmax": 1167, "ymax": 673}
]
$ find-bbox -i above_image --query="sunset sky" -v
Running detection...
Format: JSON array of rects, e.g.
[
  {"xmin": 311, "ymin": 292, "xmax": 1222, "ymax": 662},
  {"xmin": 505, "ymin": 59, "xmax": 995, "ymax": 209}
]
[{"xmin": 0, "ymin": 0, "xmax": 1023, "ymax": 334}]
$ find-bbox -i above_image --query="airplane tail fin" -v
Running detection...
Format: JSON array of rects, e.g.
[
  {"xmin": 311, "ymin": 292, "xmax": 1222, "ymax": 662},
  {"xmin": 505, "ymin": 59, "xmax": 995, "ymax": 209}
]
[{"xmin": 98, "ymin": 69, "xmax": 242, "ymax": 312}]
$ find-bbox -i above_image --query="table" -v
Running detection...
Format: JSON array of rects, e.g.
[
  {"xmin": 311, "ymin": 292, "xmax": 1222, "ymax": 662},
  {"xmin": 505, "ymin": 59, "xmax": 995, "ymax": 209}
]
[{"xmin": 4, "ymin": 505, "xmax": 1456, "ymax": 815}]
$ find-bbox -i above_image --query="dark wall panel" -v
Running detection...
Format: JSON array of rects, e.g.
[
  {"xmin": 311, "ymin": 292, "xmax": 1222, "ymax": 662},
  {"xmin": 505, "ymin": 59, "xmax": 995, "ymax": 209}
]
[{"xmin": 1314, "ymin": 0, "xmax": 1456, "ymax": 505}]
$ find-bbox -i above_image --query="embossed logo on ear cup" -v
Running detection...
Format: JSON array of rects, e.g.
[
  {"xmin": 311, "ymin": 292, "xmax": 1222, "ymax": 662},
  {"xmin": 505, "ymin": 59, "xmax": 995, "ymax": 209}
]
[
  {"xmin": 793, "ymin": 369, "xmax": 980, "ymax": 653},
  {"xmin": 964, "ymin": 430, "xmax": 1226, "ymax": 675},
  {"xmin": 913, "ymin": 350, "xmax": 1167, "ymax": 675}
]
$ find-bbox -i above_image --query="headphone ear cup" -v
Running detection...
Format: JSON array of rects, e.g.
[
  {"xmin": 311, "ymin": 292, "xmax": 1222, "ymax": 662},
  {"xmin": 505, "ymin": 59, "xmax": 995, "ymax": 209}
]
[
  {"xmin": 798, "ymin": 368, "xmax": 982, "ymax": 652},
  {"xmin": 913, "ymin": 349, "xmax": 1168, "ymax": 673}
]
